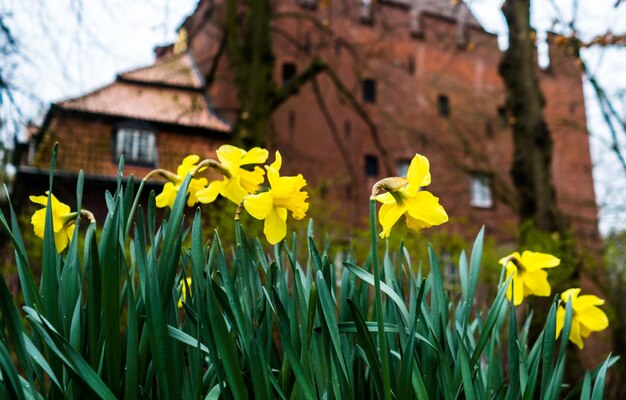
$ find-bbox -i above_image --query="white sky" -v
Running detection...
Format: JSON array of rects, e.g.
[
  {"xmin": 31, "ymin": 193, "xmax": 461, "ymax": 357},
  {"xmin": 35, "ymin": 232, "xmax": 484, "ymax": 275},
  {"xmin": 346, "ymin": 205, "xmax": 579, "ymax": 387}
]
[{"xmin": 1, "ymin": 0, "xmax": 625, "ymax": 235}]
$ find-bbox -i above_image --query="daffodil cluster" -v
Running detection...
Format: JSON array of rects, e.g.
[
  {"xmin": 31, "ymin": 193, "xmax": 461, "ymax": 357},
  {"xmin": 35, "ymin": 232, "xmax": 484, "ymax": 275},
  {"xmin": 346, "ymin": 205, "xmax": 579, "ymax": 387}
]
[
  {"xmin": 149, "ymin": 145, "xmax": 308, "ymax": 245},
  {"xmin": 498, "ymin": 251, "xmax": 609, "ymax": 349}
]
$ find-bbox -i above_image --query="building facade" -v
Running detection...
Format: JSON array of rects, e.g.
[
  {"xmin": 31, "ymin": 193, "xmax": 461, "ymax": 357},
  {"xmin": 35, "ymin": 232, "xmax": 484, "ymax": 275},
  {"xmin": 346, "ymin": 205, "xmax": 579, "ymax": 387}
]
[{"xmin": 18, "ymin": 0, "xmax": 599, "ymax": 251}]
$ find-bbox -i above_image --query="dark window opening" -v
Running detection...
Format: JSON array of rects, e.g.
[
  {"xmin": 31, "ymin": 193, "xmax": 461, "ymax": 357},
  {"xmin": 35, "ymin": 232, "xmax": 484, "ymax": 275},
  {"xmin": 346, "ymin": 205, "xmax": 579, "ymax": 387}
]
[
  {"xmin": 282, "ymin": 62, "xmax": 297, "ymax": 86},
  {"xmin": 437, "ymin": 94, "xmax": 449, "ymax": 117},
  {"xmin": 344, "ymin": 120, "xmax": 351, "ymax": 139},
  {"xmin": 365, "ymin": 155, "xmax": 379, "ymax": 177},
  {"xmin": 363, "ymin": 79, "xmax": 376, "ymax": 103}
]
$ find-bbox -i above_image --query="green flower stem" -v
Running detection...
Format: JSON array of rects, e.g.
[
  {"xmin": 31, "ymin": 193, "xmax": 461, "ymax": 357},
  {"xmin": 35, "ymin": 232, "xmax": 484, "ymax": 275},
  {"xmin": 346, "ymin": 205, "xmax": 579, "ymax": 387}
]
[
  {"xmin": 125, "ymin": 179, "xmax": 145, "ymax": 238},
  {"xmin": 369, "ymin": 198, "xmax": 392, "ymax": 400}
]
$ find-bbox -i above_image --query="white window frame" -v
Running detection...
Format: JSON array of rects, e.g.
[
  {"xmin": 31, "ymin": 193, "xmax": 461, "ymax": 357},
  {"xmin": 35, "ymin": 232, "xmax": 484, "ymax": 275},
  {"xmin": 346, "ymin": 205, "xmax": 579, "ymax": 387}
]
[
  {"xmin": 396, "ymin": 160, "xmax": 411, "ymax": 178},
  {"xmin": 470, "ymin": 173, "xmax": 493, "ymax": 208},
  {"xmin": 116, "ymin": 128, "xmax": 156, "ymax": 165}
]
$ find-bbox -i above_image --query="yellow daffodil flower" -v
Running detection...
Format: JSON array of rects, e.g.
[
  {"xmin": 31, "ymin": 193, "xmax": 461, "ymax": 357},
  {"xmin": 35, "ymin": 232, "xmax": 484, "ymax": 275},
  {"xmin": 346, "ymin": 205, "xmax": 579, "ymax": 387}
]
[
  {"xmin": 196, "ymin": 145, "xmax": 268, "ymax": 205},
  {"xmin": 499, "ymin": 251, "xmax": 560, "ymax": 306},
  {"xmin": 178, "ymin": 277, "xmax": 192, "ymax": 308},
  {"xmin": 243, "ymin": 151, "xmax": 308, "ymax": 244},
  {"xmin": 374, "ymin": 154, "xmax": 448, "ymax": 238},
  {"xmin": 155, "ymin": 155, "xmax": 208, "ymax": 209},
  {"xmin": 556, "ymin": 288, "xmax": 609, "ymax": 349},
  {"xmin": 30, "ymin": 192, "xmax": 76, "ymax": 253}
]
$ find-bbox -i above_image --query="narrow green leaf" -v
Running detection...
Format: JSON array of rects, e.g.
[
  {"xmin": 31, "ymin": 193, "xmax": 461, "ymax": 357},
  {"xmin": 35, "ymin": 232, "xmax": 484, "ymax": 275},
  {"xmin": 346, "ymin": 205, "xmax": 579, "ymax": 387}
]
[
  {"xmin": 343, "ymin": 262, "xmax": 409, "ymax": 324},
  {"xmin": 540, "ymin": 298, "xmax": 558, "ymax": 399},
  {"xmin": 590, "ymin": 354, "xmax": 611, "ymax": 400}
]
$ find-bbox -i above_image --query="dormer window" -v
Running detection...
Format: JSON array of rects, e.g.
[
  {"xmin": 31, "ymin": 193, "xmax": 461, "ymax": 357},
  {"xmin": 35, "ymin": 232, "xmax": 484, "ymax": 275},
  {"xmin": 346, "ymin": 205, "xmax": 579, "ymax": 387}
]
[{"xmin": 115, "ymin": 127, "xmax": 156, "ymax": 165}]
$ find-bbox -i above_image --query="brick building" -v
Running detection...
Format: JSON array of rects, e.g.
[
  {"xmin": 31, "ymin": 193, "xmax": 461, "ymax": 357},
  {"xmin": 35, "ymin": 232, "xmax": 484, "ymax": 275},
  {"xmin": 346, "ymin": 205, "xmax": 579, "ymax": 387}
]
[{"xmin": 17, "ymin": 0, "xmax": 599, "ymax": 250}]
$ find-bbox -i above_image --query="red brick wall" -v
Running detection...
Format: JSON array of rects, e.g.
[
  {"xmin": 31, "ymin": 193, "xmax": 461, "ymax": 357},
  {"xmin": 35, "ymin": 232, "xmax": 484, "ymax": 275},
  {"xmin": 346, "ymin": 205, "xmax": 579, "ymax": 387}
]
[
  {"xmin": 33, "ymin": 116, "xmax": 226, "ymax": 180},
  {"xmin": 184, "ymin": 0, "xmax": 599, "ymax": 248}
]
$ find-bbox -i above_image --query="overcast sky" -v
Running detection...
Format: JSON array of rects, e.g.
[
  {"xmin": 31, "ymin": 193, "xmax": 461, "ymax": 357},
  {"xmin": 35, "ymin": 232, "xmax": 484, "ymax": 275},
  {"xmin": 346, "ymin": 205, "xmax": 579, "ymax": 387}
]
[{"xmin": 1, "ymin": 0, "xmax": 625, "ymax": 235}]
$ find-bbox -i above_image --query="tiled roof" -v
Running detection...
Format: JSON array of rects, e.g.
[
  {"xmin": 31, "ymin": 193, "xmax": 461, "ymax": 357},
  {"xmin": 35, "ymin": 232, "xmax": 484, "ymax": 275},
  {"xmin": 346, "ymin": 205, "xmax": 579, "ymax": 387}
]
[
  {"xmin": 55, "ymin": 52, "xmax": 230, "ymax": 132},
  {"xmin": 388, "ymin": 0, "xmax": 483, "ymax": 29},
  {"xmin": 119, "ymin": 52, "xmax": 204, "ymax": 89},
  {"xmin": 57, "ymin": 82, "xmax": 229, "ymax": 131}
]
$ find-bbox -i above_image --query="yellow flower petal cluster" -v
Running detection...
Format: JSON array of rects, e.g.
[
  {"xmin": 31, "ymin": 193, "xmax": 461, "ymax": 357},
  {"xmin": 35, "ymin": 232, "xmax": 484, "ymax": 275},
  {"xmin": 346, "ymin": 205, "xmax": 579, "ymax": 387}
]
[
  {"xmin": 499, "ymin": 251, "xmax": 560, "ymax": 306},
  {"xmin": 30, "ymin": 192, "xmax": 76, "ymax": 253},
  {"xmin": 374, "ymin": 154, "xmax": 448, "ymax": 238},
  {"xmin": 243, "ymin": 151, "xmax": 309, "ymax": 244},
  {"xmin": 155, "ymin": 155, "xmax": 208, "ymax": 209},
  {"xmin": 196, "ymin": 145, "xmax": 268, "ymax": 205},
  {"xmin": 556, "ymin": 288, "xmax": 609, "ymax": 349}
]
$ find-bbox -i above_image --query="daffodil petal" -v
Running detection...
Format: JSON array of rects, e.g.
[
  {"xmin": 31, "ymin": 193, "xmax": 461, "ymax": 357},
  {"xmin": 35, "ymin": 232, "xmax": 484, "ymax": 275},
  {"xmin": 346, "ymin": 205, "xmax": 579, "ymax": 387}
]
[
  {"xmin": 264, "ymin": 207, "xmax": 287, "ymax": 245},
  {"xmin": 569, "ymin": 319, "xmax": 584, "ymax": 349},
  {"xmin": 574, "ymin": 294, "xmax": 605, "ymax": 310},
  {"xmin": 240, "ymin": 147, "xmax": 269, "ymax": 165},
  {"xmin": 217, "ymin": 145, "xmax": 246, "ymax": 167},
  {"xmin": 576, "ymin": 307, "xmax": 609, "ymax": 332},
  {"xmin": 407, "ymin": 154, "xmax": 431, "ymax": 188},
  {"xmin": 54, "ymin": 227, "xmax": 69, "ymax": 253},
  {"xmin": 561, "ymin": 288, "xmax": 582, "ymax": 303},
  {"xmin": 270, "ymin": 151, "xmax": 282, "ymax": 171},
  {"xmin": 29, "ymin": 195, "xmax": 48, "ymax": 206},
  {"xmin": 187, "ymin": 178, "xmax": 208, "ymax": 206},
  {"xmin": 404, "ymin": 191, "xmax": 448, "ymax": 227},
  {"xmin": 520, "ymin": 251, "xmax": 560, "ymax": 271},
  {"xmin": 375, "ymin": 192, "xmax": 396, "ymax": 204},
  {"xmin": 31, "ymin": 208, "xmax": 46, "ymax": 239},
  {"xmin": 221, "ymin": 178, "xmax": 249, "ymax": 205},
  {"xmin": 244, "ymin": 192, "xmax": 274, "ymax": 220},
  {"xmin": 512, "ymin": 272, "xmax": 524, "ymax": 306},
  {"xmin": 196, "ymin": 180, "xmax": 225, "ymax": 204},
  {"xmin": 378, "ymin": 201, "xmax": 407, "ymax": 238},
  {"xmin": 156, "ymin": 182, "xmax": 178, "ymax": 209},
  {"xmin": 556, "ymin": 306, "xmax": 565, "ymax": 338},
  {"xmin": 523, "ymin": 269, "xmax": 551, "ymax": 297}
]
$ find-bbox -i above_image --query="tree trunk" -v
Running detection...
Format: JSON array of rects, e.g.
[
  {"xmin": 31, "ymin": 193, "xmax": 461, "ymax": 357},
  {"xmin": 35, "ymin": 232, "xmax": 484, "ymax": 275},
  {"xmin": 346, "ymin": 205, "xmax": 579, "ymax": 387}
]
[{"xmin": 499, "ymin": 0, "xmax": 566, "ymax": 234}]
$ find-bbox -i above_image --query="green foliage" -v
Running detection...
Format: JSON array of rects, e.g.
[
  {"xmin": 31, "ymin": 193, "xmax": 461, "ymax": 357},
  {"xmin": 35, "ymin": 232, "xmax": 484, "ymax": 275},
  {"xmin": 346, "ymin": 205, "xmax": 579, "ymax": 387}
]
[{"xmin": 0, "ymin": 153, "xmax": 615, "ymax": 399}]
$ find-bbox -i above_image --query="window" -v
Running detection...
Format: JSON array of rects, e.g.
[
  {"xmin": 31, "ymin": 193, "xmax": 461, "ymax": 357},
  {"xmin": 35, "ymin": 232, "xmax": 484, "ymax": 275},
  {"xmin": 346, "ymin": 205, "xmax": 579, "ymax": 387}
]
[
  {"xmin": 437, "ymin": 94, "xmax": 449, "ymax": 117},
  {"xmin": 282, "ymin": 62, "xmax": 297, "ymax": 86},
  {"xmin": 396, "ymin": 159, "xmax": 411, "ymax": 178},
  {"xmin": 363, "ymin": 79, "xmax": 376, "ymax": 103},
  {"xmin": 365, "ymin": 155, "xmax": 378, "ymax": 177},
  {"xmin": 470, "ymin": 173, "xmax": 493, "ymax": 208},
  {"xmin": 116, "ymin": 128, "xmax": 156, "ymax": 165}
]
